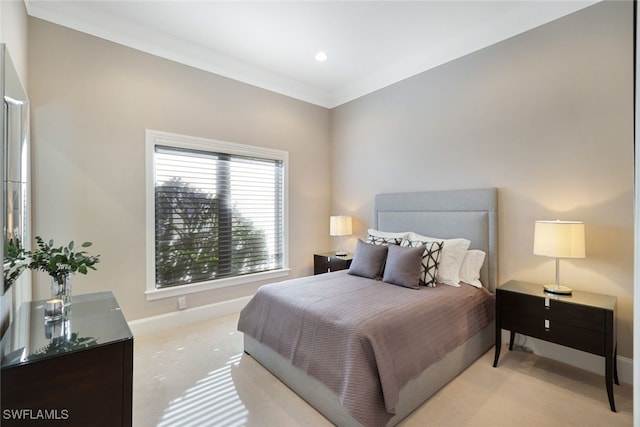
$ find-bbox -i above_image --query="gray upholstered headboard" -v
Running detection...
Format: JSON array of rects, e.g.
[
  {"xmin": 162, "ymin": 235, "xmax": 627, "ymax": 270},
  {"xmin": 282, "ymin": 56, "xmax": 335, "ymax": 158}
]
[{"xmin": 374, "ymin": 188, "xmax": 498, "ymax": 293}]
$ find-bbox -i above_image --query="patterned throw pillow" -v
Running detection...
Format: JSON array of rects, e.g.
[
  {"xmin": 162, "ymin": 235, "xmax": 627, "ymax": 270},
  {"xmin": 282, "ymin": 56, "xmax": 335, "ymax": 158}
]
[
  {"xmin": 367, "ymin": 234, "xmax": 403, "ymax": 246},
  {"xmin": 401, "ymin": 239, "xmax": 443, "ymax": 287},
  {"xmin": 366, "ymin": 229, "xmax": 407, "ymax": 246},
  {"xmin": 407, "ymin": 232, "xmax": 470, "ymax": 286}
]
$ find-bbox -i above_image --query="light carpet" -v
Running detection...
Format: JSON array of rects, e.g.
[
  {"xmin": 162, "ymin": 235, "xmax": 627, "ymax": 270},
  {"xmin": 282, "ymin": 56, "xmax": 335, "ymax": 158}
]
[{"xmin": 133, "ymin": 313, "xmax": 632, "ymax": 427}]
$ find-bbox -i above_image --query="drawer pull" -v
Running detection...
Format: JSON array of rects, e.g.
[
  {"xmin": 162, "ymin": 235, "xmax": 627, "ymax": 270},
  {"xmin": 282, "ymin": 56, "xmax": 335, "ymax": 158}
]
[
  {"xmin": 327, "ymin": 257, "xmax": 331, "ymax": 262},
  {"xmin": 545, "ymin": 297, "xmax": 550, "ymax": 309},
  {"xmin": 545, "ymin": 319, "xmax": 550, "ymax": 330}
]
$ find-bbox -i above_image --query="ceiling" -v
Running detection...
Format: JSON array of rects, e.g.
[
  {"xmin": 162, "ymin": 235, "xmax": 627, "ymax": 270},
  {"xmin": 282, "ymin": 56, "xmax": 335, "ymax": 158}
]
[{"xmin": 25, "ymin": 1, "xmax": 599, "ymax": 108}]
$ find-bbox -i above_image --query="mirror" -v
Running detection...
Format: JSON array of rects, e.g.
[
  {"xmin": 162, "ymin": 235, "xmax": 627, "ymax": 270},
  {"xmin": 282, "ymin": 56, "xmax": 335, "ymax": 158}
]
[{"xmin": 2, "ymin": 44, "xmax": 29, "ymax": 294}]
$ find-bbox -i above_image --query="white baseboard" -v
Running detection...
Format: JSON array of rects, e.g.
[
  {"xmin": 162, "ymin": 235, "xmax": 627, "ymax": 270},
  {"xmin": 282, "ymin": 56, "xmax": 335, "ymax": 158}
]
[
  {"xmin": 502, "ymin": 331, "xmax": 633, "ymax": 385},
  {"xmin": 128, "ymin": 296, "xmax": 252, "ymax": 338}
]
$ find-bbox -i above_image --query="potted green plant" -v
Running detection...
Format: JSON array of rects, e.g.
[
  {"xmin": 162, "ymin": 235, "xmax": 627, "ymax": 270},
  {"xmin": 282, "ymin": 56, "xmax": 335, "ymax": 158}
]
[{"xmin": 27, "ymin": 236, "xmax": 100, "ymax": 305}]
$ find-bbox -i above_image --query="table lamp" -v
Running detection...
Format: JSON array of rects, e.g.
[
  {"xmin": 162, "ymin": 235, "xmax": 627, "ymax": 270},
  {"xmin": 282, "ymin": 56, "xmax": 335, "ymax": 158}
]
[
  {"xmin": 330, "ymin": 215, "xmax": 352, "ymax": 256},
  {"xmin": 533, "ymin": 220, "xmax": 585, "ymax": 295}
]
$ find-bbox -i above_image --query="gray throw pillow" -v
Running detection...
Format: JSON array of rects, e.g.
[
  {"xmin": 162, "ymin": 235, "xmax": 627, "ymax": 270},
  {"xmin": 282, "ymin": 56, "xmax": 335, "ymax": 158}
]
[
  {"xmin": 382, "ymin": 244, "xmax": 425, "ymax": 289},
  {"xmin": 348, "ymin": 239, "xmax": 388, "ymax": 279}
]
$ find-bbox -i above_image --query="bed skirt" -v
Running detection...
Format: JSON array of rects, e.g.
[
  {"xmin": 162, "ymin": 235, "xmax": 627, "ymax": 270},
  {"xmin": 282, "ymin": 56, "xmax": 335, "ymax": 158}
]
[{"xmin": 243, "ymin": 319, "xmax": 495, "ymax": 427}]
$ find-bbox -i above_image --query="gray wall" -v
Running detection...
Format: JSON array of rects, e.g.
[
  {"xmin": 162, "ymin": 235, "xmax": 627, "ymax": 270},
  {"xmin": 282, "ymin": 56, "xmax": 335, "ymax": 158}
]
[
  {"xmin": 331, "ymin": 1, "xmax": 634, "ymax": 357},
  {"xmin": 0, "ymin": 1, "xmax": 27, "ymax": 86},
  {"xmin": 28, "ymin": 18, "xmax": 332, "ymax": 320}
]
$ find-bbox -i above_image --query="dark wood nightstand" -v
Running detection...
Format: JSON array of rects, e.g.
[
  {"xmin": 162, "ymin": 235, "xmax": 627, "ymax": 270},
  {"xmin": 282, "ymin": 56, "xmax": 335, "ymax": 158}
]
[
  {"xmin": 1, "ymin": 291, "xmax": 133, "ymax": 426},
  {"xmin": 493, "ymin": 280, "xmax": 618, "ymax": 411},
  {"xmin": 314, "ymin": 252, "xmax": 353, "ymax": 275}
]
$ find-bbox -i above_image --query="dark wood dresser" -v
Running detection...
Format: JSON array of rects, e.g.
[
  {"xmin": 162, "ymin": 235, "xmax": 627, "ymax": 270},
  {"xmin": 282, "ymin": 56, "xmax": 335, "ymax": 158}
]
[
  {"xmin": 313, "ymin": 252, "xmax": 353, "ymax": 275},
  {"xmin": 493, "ymin": 280, "xmax": 618, "ymax": 411},
  {"xmin": 1, "ymin": 291, "xmax": 133, "ymax": 426}
]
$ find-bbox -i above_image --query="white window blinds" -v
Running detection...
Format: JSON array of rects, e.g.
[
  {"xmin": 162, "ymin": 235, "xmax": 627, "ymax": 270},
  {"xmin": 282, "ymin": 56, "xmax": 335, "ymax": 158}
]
[{"xmin": 154, "ymin": 144, "xmax": 284, "ymax": 289}]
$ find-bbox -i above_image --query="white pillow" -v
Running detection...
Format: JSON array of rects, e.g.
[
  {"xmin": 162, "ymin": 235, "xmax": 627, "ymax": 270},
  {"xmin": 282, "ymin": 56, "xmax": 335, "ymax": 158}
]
[
  {"xmin": 366, "ymin": 229, "xmax": 409, "ymax": 246},
  {"xmin": 407, "ymin": 232, "xmax": 470, "ymax": 286},
  {"xmin": 459, "ymin": 250, "xmax": 486, "ymax": 288}
]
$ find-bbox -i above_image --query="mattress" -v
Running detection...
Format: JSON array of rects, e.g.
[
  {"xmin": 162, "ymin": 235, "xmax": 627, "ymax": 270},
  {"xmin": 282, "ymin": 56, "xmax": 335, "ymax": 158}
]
[{"xmin": 238, "ymin": 270, "xmax": 495, "ymax": 427}]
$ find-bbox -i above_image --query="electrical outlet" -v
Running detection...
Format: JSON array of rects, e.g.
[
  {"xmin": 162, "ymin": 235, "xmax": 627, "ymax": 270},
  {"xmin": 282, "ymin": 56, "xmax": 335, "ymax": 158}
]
[{"xmin": 178, "ymin": 296, "xmax": 187, "ymax": 310}]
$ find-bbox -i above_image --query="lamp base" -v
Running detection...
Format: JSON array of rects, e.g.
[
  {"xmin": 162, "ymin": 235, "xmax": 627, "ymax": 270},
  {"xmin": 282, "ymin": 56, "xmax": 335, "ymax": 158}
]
[
  {"xmin": 335, "ymin": 251, "xmax": 348, "ymax": 257},
  {"xmin": 543, "ymin": 284, "xmax": 572, "ymax": 295}
]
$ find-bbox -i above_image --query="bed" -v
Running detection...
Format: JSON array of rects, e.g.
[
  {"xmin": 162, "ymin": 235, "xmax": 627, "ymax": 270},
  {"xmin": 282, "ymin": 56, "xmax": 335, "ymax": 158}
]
[{"xmin": 238, "ymin": 188, "xmax": 498, "ymax": 426}]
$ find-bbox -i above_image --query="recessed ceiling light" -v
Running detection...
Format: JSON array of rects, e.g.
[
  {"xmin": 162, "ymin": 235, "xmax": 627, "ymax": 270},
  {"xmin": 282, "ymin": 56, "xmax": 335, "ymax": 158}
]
[{"xmin": 315, "ymin": 51, "xmax": 328, "ymax": 62}]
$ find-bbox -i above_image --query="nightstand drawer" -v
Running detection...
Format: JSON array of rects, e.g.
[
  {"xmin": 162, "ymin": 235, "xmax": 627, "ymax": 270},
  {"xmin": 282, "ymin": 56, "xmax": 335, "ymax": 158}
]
[
  {"xmin": 502, "ymin": 311, "xmax": 606, "ymax": 355},
  {"xmin": 314, "ymin": 253, "xmax": 352, "ymax": 275},
  {"xmin": 499, "ymin": 289, "xmax": 605, "ymax": 332}
]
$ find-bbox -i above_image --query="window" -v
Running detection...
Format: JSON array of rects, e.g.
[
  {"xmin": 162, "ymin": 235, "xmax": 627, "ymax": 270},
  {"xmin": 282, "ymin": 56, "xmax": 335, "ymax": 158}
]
[{"xmin": 145, "ymin": 130, "xmax": 289, "ymax": 300}]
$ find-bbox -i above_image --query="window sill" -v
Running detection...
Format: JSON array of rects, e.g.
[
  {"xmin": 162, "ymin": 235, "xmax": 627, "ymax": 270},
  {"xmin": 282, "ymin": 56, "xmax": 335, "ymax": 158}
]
[{"xmin": 145, "ymin": 268, "xmax": 291, "ymax": 301}]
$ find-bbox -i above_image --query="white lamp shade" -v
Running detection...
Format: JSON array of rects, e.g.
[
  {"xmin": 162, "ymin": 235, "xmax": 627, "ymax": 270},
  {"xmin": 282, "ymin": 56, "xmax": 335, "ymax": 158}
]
[
  {"xmin": 330, "ymin": 215, "xmax": 352, "ymax": 236},
  {"xmin": 533, "ymin": 220, "xmax": 585, "ymax": 258}
]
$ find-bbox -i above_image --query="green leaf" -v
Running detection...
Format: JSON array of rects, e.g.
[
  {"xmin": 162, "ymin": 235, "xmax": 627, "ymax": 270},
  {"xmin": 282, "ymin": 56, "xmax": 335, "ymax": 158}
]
[{"xmin": 18, "ymin": 236, "xmax": 99, "ymax": 279}]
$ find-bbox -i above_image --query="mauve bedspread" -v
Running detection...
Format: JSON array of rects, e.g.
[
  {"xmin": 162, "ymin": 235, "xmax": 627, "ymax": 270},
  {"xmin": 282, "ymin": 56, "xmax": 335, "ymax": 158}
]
[{"xmin": 237, "ymin": 270, "xmax": 495, "ymax": 427}]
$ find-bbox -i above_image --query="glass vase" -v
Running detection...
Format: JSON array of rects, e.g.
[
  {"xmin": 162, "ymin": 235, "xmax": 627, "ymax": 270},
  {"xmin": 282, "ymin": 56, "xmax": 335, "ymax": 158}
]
[{"xmin": 51, "ymin": 273, "xmax": 72, "ymax": 307}]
